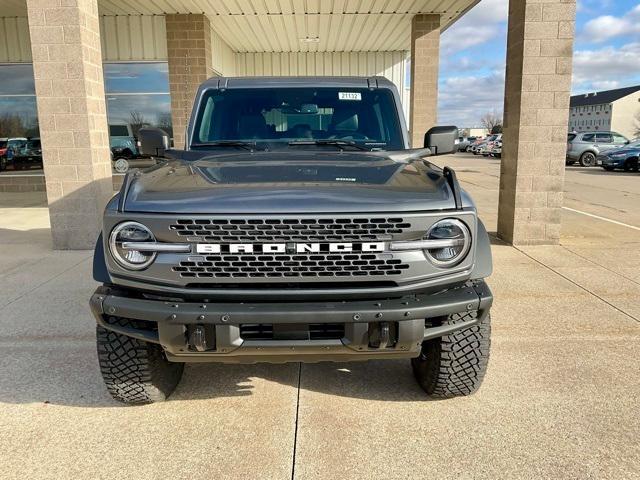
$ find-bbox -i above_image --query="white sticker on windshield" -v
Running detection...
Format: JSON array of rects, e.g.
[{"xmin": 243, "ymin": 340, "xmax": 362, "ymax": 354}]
[{"xmin": 338, "ymin": 92, "xmax": 362, "ymax": 101}]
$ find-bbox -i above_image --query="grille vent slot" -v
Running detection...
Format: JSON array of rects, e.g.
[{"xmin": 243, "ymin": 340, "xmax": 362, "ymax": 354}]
[
  {"xmin": 169, "ymin": 217, "xmax": 411, "ymax": 242},
  {"xmin": 173, "ymin": 253, "xmax": 409, "ymax": 278}
]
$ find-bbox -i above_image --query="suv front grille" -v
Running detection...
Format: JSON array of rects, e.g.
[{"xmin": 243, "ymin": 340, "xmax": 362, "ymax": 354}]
[
  {"xmin": 170, "ymin": 217, "xmax": 411, "ymax": 242},
  {"xmin": 173, "ymin": 253, "xmax": 409, "ymax": 278}
]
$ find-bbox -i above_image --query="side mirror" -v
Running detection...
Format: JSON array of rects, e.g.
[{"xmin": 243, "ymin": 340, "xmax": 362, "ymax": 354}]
[
  {"xmin": 138, "ymin": 127, "xmax": 169, "ymax": 157},
  {"xmin": 424, "ymin": 126, "xmax": 458, "ymax": 155}
]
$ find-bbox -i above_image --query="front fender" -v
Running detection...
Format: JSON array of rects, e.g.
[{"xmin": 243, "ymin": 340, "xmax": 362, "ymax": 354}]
[
  {"xmin": 92, "ymin": 233, "xmax": 111, "ymax": 283},
  {"xmin": 471, "ymin": 219, "xmax": 492, "ymax": 279}
]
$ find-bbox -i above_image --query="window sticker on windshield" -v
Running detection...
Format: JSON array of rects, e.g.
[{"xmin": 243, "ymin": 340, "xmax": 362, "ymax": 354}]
[{"xmin": 338, "ymin": 92, "xmax": 362, "ymax": 101}]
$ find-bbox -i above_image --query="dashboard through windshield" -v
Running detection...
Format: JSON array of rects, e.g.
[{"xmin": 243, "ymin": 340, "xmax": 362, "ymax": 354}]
[{"xmin": 192, "ymin": 87, "xmax": 404, "ymax": 151}]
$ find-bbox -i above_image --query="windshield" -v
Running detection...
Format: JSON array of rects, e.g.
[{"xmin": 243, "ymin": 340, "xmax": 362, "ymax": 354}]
[
  {"xmin": 192, "ymin": 87, "xmax": 404, "ymax": 151},
  {"xmin": 110, "ymin": 137, "xmax": 135, "ymax": 148}
]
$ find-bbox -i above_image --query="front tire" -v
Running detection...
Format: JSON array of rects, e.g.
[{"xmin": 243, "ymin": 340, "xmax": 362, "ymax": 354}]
[
  {"xmin": 624, "ymin": 157, "xmax": 638, "ymax": 172},
  {"xmin": 97, "ymin": 318, "xmax": 184, "ymax": 404},
  {"xmin": 412, "ymin": 311, "xmax": 491, "ymax": 398},
  {"xmin": 579, "ymin": 151, "xmax": 596, "ymax": 167}
]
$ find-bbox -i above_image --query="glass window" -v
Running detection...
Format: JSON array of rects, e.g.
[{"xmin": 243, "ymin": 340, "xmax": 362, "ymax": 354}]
[
  {"xmin": 0, "ymin": 64, "xmax": 36, "ymax": 95},
  {"xmin": 193, "ymin": 87, "xmax": 404, "ymax": 151},
  {"xmin": 0, "ymin": 64, "xmax": 39, "ymax": 142},
  {"xmin": 105, "ymin": 93, "xmax": 173, "ymax": 138},
  {"xmin": 0, "ymin": 64, "xmax": 40, "ymax": 174},
  {"xmin": 104, "ymin": 62, "xmax": 172, "ymax": 139},
  {"xmin": 103, "ymin": 62, "xmax": 170, "ymax": 93},
  {"xmin": 612, "ymin": 133, "xmax": 628, "ymax": 145},
  {"xmin": 582, "ymin": 133, "xmax": 595, "ymax": 141},
  {"xmin": 596, "ymin": 133, "xmax": 612, "ymax": 143},
  {"xmin": 104, "ymin": 62, "xmax": 173, "ymax": 173}
]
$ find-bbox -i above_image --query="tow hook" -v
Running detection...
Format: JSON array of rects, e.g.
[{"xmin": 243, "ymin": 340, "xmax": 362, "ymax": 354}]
[
  {"xmin": 369, "ymin": 321, "xmax": 392, "ymax": 349},
  {"xmin": 189, "ymin": 325, "xmax": 207, "ymax": 352},
  {"xmin": 378, "ymin": 322, "xmax": 390, "ymax": 349}
]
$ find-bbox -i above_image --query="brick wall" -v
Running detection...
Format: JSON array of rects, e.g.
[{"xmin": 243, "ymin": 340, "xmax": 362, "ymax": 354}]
[
  {"xmin": 165, "ymin": 14, "xmax": 215, "ymax": 149},
  {"xmin": 27, "ymin": 0, "xmax": 113, "ymax": 249},
  {"xmin": 409, "ymin": 14, "xmax": 441, "ymax": 148},
  {"xmin": 498, "ymin": 0, "xmax": 576, "ymax": 245}
]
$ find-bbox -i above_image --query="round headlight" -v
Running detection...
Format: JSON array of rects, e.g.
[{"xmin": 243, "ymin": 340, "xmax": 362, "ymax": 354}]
[
  {"xmin": 109, "ymin": 221, "xmax": 156, "ymax": 270},
  {"xmin": 424, "ymin": 219, "xmax": 471, "ymax": 267}
]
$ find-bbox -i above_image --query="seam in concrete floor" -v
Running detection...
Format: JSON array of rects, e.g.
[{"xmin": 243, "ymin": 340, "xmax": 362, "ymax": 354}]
[
  {"xmin": 291, "ymin": 363, "xmax": 302, "ymax": 480},
  {"xmin": 515, "ymin": 246, "xmax": 639, "ymax": 324},
  {"xmin": 0, "ymin": 255, "xmax": 91, "ymax": 309},
  {"xmin": 559, "ymin": 243, "xmax": 640, "ymax": 288}
]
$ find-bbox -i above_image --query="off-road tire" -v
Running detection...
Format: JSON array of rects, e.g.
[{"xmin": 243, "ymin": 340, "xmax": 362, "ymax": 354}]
[
  {"xmin": 97, "ymin": 318, "xmax": 184, "ymax": 404},
  {"xmin": 412, "ymin": 311, "xmax": 491, "ymax": 398}
]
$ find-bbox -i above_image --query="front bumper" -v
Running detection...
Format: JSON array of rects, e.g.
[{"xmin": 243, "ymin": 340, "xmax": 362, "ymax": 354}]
[
  {"xmin": 90, "ymin": 280, "xmax": 492, "ymax": 363},
  {"xmin": 598, "ymin": 156, "xmax": 623, "ymax": 167}
]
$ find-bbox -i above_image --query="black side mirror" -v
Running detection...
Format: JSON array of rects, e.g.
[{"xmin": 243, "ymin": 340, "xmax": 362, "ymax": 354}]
[
  {"xmin": 138, "ymin": 127, "xmax": 169, "ymax": 157},
  {"xmin": 424, "ymin": 126, "xmax": 458, "ymax": 155}
]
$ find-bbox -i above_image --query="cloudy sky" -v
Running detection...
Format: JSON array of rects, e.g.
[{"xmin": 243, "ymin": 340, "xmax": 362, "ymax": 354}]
[{"xmin": 437, "ymin": 0, "xmax": 640, "ymax": 127}]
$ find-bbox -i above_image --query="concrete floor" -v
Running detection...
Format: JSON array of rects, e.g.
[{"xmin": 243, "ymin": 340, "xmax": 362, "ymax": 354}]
[{"xmin": 0, "ymin": 156, "xmax": 638, "ymax": 479}]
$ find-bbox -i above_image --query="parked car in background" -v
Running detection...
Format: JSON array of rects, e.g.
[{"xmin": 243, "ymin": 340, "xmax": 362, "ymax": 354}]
[
  {"xmin": 479, "ymin": 134, "xmax": 501, "ymax": 156},
  {"xmin": 457, "ymin": 136, "xmax": 476, "ymax": 152},
  {"xmin": 597, "ymin": 138, "xmax": 640, "ymax": 171},
  {"xmin": 110, "ymin": 136, "xmax": 141, "ymax": 173},
  {"xmin": 490, "ymin": 139, "xmax": 502, "ymax": 158},
  {"xmin": 468, "ymin": 137, "xmax": 485, "ymax": 153},
  {"xmin": 110, "ymin": 136, "xmax": 139, "ymax": 159},
  {"xmin": 109, "ymin": 135, "xmax": 157, "ymax": 174},
  {"xmin": 0, "ymin": 137, "xmax": 27, "ymax": 171},
  {"xmin": 566, "ymin": 131, "xmax": 628, "ymax": 167},
  {"xmin": 12, "ymin": 138, "xmax": 43, "ymax": 170}
]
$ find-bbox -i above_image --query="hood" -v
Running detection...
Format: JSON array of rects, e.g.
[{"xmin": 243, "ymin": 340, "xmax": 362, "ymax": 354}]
[
  {"xmin": 605, "ymin": 146, "xmax": 640, "ymax": 156},
  {"xmin": 122, "ymin": 151, "xmax": 459, "ymax": 214}
]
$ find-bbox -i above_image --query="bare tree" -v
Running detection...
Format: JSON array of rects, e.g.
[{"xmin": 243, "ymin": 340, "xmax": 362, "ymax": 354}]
[
  {"xmin": 480, "ymin": 110, "xmax": 503, "ymax": 134},
  {"xmin": 634, "ymin": 109, "xmax": 640, "ymax": 138},
  {"xmin": 128, "ymin": 110, "xmax": 148, "ymax": 137},
  {"xmin": 0, "ymin": 114, "xmax": 25, "ymax": 137}
]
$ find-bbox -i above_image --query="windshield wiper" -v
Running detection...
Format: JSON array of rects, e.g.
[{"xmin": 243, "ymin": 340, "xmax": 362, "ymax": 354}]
[
  {"xmin": 191, "ymin": 140, "xmax": 265, "ymax": 151},
  {"xmin": 288, "ymin": 139, "xmax": 371, "ymax": 151}
]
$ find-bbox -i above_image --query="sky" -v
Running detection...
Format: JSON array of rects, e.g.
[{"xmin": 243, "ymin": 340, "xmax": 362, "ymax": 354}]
[{"xmin": 437, "ymin": 0, "xmax": 640, "ymax": 127}]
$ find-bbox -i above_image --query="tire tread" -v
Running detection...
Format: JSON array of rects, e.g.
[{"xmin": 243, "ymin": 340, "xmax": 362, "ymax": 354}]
[
  {"xmin": 412, "ymin": 311, "xmax": 491, "ymax": 398},
  {"xmin": 96, "ymin": 317, "xmax": 184, "ymax": 404}
]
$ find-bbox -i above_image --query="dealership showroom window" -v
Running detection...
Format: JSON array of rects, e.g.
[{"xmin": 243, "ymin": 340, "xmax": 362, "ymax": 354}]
[{"xmin": 0, "ymin": 61, "xmax": 172, "ymax": 175}]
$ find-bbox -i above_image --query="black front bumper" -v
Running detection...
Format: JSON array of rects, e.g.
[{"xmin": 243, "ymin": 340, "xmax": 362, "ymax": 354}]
[{"xmin": 90, "ymin": 281, "xmax": 492, "ymax": 363}]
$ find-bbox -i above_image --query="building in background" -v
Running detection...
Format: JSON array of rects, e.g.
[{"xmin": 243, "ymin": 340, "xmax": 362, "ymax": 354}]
[
  {"xmin": 568, "ymin": 85, "xmax": 640, "ymax": 139},
  {"xmin": 0, "ymin": 0, "xmax": 578, "ymax": 249},
  {"xmin": 464, "ymin": 127, "xmax": 489, "ymax": 138}
]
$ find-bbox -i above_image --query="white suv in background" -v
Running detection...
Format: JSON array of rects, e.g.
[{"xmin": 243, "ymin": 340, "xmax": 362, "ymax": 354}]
[{"xmin": 566, "ymin": 131, "xmax": 628, "ymax": 167}]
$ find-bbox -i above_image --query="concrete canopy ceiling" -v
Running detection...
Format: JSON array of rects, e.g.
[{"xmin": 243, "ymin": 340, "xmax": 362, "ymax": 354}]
[{"xmin": 4, "ymin": 0, "xmax": 478, "ymax": 52}]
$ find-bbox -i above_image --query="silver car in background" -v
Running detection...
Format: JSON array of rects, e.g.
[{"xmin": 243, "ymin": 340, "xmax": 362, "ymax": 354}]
[{"xmin": 566, "ymin": 131, "xmax": 628, "ymax": 166}]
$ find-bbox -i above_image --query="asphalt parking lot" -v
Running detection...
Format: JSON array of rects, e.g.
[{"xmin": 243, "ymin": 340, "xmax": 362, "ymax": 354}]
[{"xmin": 0, "ymin": 155, "xmax": 638, "ymax": 479}]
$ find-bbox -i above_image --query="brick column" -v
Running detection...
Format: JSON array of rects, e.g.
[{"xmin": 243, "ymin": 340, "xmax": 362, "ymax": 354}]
[
  {"xmin": 409, "ymin": 14, "xmax": 441, "ymax": 148},
  {"xmin": 497, "ymin": 0, "xmax": 576, "ymax": 245},
  {"xmin": 27, "ymin": 0, "xmax": 112, "ymax": 249},
  {"xmin": 166, "ymin": 14, "xmax": 215, "ymax": 149}
]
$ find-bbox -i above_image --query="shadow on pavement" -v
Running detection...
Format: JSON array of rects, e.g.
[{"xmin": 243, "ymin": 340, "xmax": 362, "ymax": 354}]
[
  {"xmin": 565, "ymin": 167, "xmax": 640, "ymax": 177},
  {"xmin": 0, "ymin": 341, "xmax": 430, "ymax": 407}
]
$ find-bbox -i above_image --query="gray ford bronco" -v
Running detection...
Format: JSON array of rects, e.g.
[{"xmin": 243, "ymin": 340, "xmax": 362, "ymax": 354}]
[{"xmin": 90, "ymin": 77, "xmax": 493, "ymax": 404}]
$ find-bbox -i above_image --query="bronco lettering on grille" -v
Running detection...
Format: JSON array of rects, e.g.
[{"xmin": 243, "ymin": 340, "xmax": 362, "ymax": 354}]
[{"xmin": 196, "ymin": 242, "xmax": 386, "ymax": 254}]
